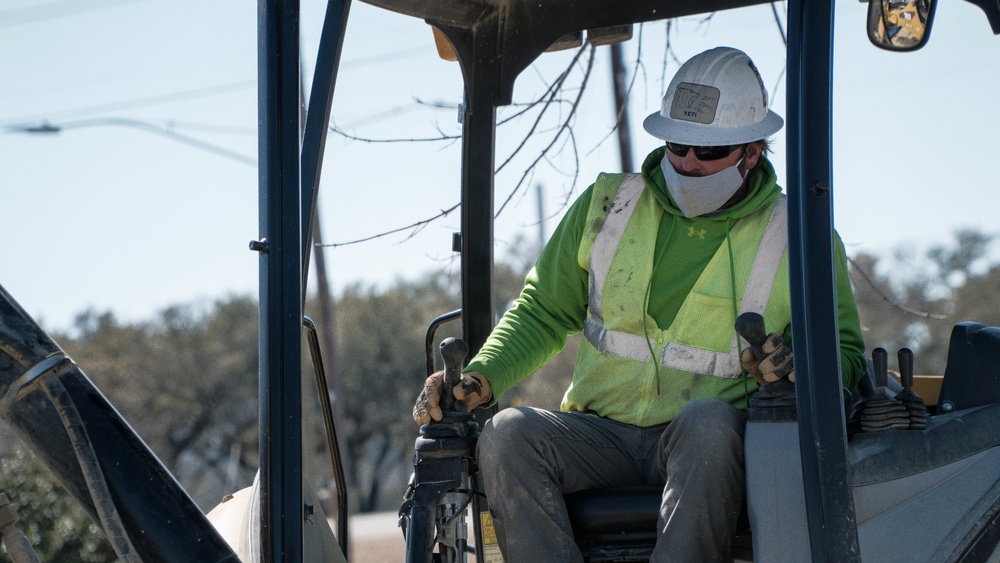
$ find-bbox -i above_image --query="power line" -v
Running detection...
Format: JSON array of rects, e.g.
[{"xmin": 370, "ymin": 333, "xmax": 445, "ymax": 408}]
[
  {"xmin": 338, "ymin": 45, "xmax": 433, "ymax": 68},
  {"xmin": 0, "ymin": 0, "xmax": 149, "ymax": 28},
  {"xmin": 162, "ymin": 119, "xmax": 256, "ymax": 136},
  {"xmin": 0, "ymin": 80, "xmax": 256, "ymax": 127},
  {"xmin": 2, "ymin": 44, "xmax": 429, "ymax": 127},
  {"xmin": 6, "ymin": 117, "xmax": 256, "ymax": 167}
]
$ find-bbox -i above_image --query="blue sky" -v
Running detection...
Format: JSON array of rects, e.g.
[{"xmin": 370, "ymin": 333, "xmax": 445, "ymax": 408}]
[{"xmin": 2, "ymin": 0, "xmax": 998, "ymax": 333}]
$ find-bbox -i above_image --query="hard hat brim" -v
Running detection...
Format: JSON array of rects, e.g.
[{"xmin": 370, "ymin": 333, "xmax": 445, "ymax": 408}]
[{"xmin": 642, "ymin": 109, "xmax": 784, "ymax": 146}]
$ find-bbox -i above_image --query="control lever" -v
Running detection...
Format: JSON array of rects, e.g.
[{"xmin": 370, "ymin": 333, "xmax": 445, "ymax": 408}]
[
  {"xmin": 735, "ymin": 311, "xmax": 794, "ymax": 382},
  {"xmin": 439, "ymin": 337, "xmax": 469, "ymax": 415},
  {"xmin": 735, "ymin": 312, "xmax": 795, "ymax": 409},
  {"xmin": 872, "ymin": 347, "xmax": 889, "ymax": 388},
  {"xmin": 403, "ymin": 337, "xmax": 479, "ymax": 563},
  {"xmin": 860, "ymin": 347, "xmax": 909, "ymax": 432},
  {"xmin": 897, "ymin": 348, "xmax": 913, "ymax": 389},
  {"xmin": 898, "ymin": 348, "xmax": 913, "ymax": 389},
  {"xmin": 734, "ymin": 312, "xmax": 767, "ymax": 364},
  {"xmin": 848, "ymin": 367, "xmax": 879, "ymax": 436},
  {"xmin": 896, "ymin": 348, "xmax": 927, "ymax": 429}
]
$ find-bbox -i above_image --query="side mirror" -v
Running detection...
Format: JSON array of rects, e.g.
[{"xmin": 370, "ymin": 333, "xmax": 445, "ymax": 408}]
[{"xmin": 867, "ymin": 0, "xmax": 937, "ymax": 51}]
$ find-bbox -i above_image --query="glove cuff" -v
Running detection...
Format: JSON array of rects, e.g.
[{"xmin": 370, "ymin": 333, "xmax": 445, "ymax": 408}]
[{"xmin": 469, "ymin": 373, "xmax": 492, "ymax": 405}]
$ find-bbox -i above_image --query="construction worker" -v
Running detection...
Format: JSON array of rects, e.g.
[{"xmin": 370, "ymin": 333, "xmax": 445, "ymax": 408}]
[{"xmin": 414, "ymin": 46, "xmax": 866, "ymax": 561}]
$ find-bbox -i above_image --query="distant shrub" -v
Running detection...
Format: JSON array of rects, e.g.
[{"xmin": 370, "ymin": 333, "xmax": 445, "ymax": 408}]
[{"xmin": 0, "ymin": 445, "xmax": 116, "ymax": 563}]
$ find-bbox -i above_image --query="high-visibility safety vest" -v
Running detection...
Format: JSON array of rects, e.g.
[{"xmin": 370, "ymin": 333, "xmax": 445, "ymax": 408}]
[{"xmin": 563, "ymin": 173, "xmax": 791, "ymax": 426}]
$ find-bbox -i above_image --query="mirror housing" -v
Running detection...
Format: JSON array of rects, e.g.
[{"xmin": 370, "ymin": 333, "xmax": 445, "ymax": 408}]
[{"xmin": 867, "ymin": 0, "xmax": 937, "ymax": 51}]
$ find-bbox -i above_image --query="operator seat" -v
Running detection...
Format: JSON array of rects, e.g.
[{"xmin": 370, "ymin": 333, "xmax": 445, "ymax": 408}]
[{"xmin": 564, "ymin": 486, "xmax": 753, "ymax": 562}]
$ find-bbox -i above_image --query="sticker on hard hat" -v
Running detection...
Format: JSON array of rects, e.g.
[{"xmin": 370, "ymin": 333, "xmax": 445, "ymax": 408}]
[
  {"xmin": 746, "ymin": 60, "xmax": 768, "ymax": 108},
  {"xmin": 669, "ymin": 83, "xmax": 721, "ymax": 125}
]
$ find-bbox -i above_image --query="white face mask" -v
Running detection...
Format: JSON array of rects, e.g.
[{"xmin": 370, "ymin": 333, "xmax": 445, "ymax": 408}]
[{"xmin": 660, "ymin": 152, "xmax": 748, "ymax": 218}]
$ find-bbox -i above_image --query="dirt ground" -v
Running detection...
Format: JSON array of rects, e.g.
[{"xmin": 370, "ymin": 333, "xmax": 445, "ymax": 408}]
[{"xmin": 348, "ymin": 511, "xmax": 406, "ymax": 562}]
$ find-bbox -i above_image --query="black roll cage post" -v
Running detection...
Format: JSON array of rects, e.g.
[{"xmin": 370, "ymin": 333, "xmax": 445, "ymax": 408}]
[
  {"xmin": 257, "ymin": 1, "xmax": 352, "ymax": 561},
  {"xmin": 785, "ymin": 2, "xmax": 862, "ymax": 560},
  {"xmin": 257, "ymin": 0, "xmax": 858, "ymax": 561}
]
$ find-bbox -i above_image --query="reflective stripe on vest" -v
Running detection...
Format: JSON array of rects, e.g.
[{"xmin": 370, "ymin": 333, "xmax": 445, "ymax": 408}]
[{"xmin": 583, "ymin": 174, "xmax": 788, "ymax": 378}]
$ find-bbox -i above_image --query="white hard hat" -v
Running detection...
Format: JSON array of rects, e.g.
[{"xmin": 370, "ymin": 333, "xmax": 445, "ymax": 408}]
[{"xmin": 643, "ymin": 47, "xmax": 784, "ymax": 146}]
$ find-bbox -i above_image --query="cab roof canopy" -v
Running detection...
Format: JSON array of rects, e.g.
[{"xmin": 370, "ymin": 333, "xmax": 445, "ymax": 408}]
[{"xmin": 359, "ymin": 0, "xmax": 775, "ymax": 104}]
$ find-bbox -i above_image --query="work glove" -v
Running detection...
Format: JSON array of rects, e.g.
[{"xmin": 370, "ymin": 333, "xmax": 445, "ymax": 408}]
[
  {"xmin": 412, "ymin": 371, "xmax": 491, "ymax": 426},
  {"xmin": 741, "ymin": 333, "xmax": 795, "ymax": 385}
]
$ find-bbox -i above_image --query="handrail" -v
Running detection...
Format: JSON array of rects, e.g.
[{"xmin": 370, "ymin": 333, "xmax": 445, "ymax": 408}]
[{"xmin": 303, "ymin": 316, "xmax": 349, "ymax": 558}]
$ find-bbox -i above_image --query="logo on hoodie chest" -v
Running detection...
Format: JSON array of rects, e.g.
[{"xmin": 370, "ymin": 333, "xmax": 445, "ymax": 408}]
[{"xmin": 687, "ymin": 227, "xmax": 707, "ymax": 240}]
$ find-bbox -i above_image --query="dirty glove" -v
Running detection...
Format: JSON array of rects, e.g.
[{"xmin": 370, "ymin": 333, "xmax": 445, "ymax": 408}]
[
  {"xmin": 741, "ymin": 333, "xmax": 795, "ymax": 385},
  {"xmin": 413, "ymin": 371, "xmax": 492, "ymax": 425}
]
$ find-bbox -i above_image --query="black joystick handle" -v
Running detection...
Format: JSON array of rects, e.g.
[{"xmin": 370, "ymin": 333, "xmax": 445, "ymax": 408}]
[
  {"xmin": 872, "ymin": 347, "xmax": 888, "ymax": 388},
  {"xmin": 439, "ymin": 337, "xmax": 469, "ymax": 413},
  {"xmin": 735, "ymin": 312, "xmax": 767, "ymax": 363},
  {"xmin": 898, "ymin": 348, "xmax": 914, "ymax": 389}
]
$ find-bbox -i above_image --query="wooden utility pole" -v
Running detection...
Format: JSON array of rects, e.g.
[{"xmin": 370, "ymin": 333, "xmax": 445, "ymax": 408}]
[
  {"xmin": 311, "ymin": 218, "xmax": 346, "ymax": 436},
  {"xmin": 610, "ymin": 43, "xmax": 635, "ymax": 172},
  {"xmin": 299, "ymin": 68, "xmax": 350, "ymax": 481},
  {"xmin": 535, "ymin": 183, "xmax": 546, "ymax": 252}
]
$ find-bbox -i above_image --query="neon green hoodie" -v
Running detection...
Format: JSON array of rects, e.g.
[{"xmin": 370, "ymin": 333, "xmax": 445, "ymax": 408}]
[{"xmin": 467, "ymin": 146, "xmax": 866, "ymax": 423}]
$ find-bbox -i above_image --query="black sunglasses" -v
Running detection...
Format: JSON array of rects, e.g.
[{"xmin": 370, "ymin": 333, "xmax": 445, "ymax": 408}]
[{"xmin": 665, "ymin": 142, "xmax": 743, "ymax": 161}]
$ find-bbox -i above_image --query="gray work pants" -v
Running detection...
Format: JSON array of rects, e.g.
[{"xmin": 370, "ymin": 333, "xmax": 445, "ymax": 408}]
[{"xmin": 476, "ymin": 398, "xmax": 747, "ymax": 562}]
